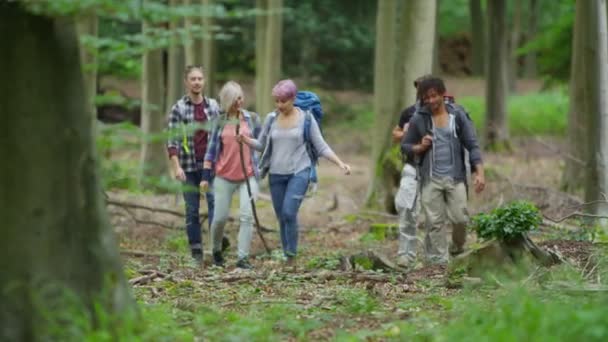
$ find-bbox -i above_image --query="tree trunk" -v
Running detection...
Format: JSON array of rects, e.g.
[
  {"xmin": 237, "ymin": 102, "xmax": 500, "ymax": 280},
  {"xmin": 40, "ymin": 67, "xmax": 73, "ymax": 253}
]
[
  {"xmin": 509, "ymin": 0, "xmax": 522, "ymax": 92},
  {"xmin": 184, "ymin": 0, "xmax": 203, "ymax": 65},
  {"xmin": 255, "ymin": 0, "xmax": 283, "ymax": 115},
  {"xmin": 400, "ymin": 0, "xmax": 437, "ymax": 110},
  {"xmin": 485, "ymin": 0, "xmax": 510, "ymax": 150},
  {"xmin": 561, "ymin": 0, "xmax": 589, "ymax": 193},
  {"xmin": 366, "ymin": 0, "xmax": 400, "ymax": 208},
  {"xmin": 523, "ymin": 0, "xmax": 539, "ymax": 78},
  {"xmin": 141, "ymin": 1, "xmax": 168, "ymax": 181},
  {"xmin": 469, "ymin": 0, "xmax": 485, "ymax": 76},
  {"xmin": 201, "ymin": 0, "xmax": 216, "ymax": 97},
  {"xmin": 76, "ymin": 13, "xmax": 98, "ymax": 128},
  {"xmin": 167, "ymin": 0, "xmax": 185, "ymax": 113},
  {"xmin": 432, "ymin": 0, "xmax": 441, "ymax": 75},
  {"xmin": 584, "ymin": 0, "xmax": 608, "ymax": 216},
  {"xmin": 366, "ymin": 0, "xmax": 436, "ymax": 210},
  {"xmin": 0, "ymin": 4, "xmax": 133, "ymax": 340},
  {"xmin": 255, "ymin": 0, "xmax": 268, "ymax": 113}
]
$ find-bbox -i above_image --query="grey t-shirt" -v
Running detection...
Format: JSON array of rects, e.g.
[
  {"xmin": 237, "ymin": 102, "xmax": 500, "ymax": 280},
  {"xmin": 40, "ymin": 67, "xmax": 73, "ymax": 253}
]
[
  {"xmin": 431, "ymin": 116, "xmax": 466, "ymax": 180},
  {"xmin": 252, "ymin": 109, "xmax": 333, "ymax": 175}
]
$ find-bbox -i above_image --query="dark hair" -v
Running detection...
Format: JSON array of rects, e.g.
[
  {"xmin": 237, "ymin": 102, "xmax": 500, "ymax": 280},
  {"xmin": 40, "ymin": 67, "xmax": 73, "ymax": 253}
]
[
  {"xmin": 416, "ymin": 76, "xmax": 446, "ymax": 100},
  {"xmin": 184, "ymin": 65, "xmax": 204, "ymax": 79},
  {"xmin": 413, "ymin": 74, "xmax": 432, "ymax": 89}
]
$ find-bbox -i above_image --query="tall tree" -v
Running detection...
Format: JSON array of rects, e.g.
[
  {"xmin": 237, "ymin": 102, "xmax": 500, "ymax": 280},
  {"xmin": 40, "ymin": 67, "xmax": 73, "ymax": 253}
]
[
  {"xmin": 485, "ymin": 0, "xmax": 510, "ymax": 150},
  {"xmin": 366, "ymin": 0, "xmax": 400, "ymax": 209},
  {"xmin": 76, "ymin": 12, "xmax": 98, "ymax": 127},
  {"xmin": 255, "ymin": 0, "xmax": 283, "ymax": 115},
  {"xmin": 0, "ymin": 4, "xmax": 133, "ymax": 339},
  {"xmin": 523, "ymin": 0, "xmax": 539, "ymax": 78},
  {"xmin": 166, "ymin": 0, "xmax": 185, "ymax": 113},
  {"xmin": 509, "ymin": 0, "xmax": 522, "ymax": 92},
  {"xmin": 469, "ymin": 0, "xmax": 485, "ymax": 76},
  {"xmin": 184, "ymin": 0, "xmax": 201, "ymax": 65},
  {"xmin": 255, "ymin": 0, "xmax": 268, "ymax": 113},
  {"xmin": 201, "ymin": 0, "xmax": 216, "ymax": 97},
  {"xmin": 366, "ymin": 0, "xmax": 437, "ymax": 210},
  {"xmin": 140, "ymin": 0, "xmax": 167, "ymax": 181},
  {"xmin": 561, "ymin": 0, "xmax": 589, "ymax": 193},
  {"xmin": 584, "ymin": 0, "xmax": 608, "ymax": 214}
]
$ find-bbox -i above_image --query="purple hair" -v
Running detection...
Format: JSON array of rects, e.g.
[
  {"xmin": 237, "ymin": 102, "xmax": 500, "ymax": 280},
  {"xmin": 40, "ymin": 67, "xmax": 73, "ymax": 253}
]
[{"xmin": 271, "ymin": 79, "xmax": 297, "ymax": 101}]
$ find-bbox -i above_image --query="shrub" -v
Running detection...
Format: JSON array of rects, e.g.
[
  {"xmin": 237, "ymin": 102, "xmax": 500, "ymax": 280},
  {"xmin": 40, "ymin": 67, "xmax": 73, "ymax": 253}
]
[{"xmin": 471, "ymin": 201, "xmax": 542, "ymax": 241}]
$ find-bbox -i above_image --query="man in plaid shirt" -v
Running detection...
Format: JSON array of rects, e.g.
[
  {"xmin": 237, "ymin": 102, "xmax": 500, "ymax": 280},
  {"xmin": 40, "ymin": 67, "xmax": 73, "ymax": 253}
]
[{"xmin": 167, "ymin": 66, "xmax": 220, "ymax": 264}]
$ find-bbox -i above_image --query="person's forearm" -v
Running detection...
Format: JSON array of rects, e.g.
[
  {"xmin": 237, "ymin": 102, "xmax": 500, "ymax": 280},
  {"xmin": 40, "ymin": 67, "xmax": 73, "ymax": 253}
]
[
  {"xmin": 323, "ymin": 150, "xmax": 344, "ymax": 167},
  {"xmin": 170, "ymin": 155, "xmax": 181, "ymax": 169},
  {"xmin": 473, "ymin": 163, "xmax": 484, "ymax": 176}
]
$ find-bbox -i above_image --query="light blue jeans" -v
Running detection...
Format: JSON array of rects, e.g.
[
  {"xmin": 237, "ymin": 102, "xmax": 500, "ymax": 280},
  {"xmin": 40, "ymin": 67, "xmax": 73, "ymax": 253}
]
[
  {"xmin": 210, "ymin": 176, "xmax": 258, "ymax": 259},
  {"xmin": 269, "ymin": 168, "xmax": 310, "ymax": 257}
]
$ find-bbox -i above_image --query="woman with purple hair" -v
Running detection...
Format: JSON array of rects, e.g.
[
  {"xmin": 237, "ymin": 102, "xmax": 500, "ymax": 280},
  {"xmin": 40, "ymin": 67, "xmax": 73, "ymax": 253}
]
[{"xmin": 238, "ymin": 79, "xmax": 351, "ymax": 265}]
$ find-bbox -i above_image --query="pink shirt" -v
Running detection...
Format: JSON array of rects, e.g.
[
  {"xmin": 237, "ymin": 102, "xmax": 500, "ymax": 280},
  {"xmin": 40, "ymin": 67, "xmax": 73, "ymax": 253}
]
[{"xmin": 215, "ymin": 118, "xmax": 254, "ymax": 181}]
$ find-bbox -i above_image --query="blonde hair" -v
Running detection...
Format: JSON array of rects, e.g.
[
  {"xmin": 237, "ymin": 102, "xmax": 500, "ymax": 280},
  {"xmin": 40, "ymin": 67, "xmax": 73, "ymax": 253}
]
[{"xmin": 218, "ymin": 81, "xmax": 244, "ymax": 113}]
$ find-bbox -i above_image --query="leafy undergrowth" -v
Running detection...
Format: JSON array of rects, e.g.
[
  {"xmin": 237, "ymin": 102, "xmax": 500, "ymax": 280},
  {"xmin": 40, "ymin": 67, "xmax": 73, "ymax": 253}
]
[{"xmin": 109, "ymin": 225, "xmax": 608, "ymax": 341}]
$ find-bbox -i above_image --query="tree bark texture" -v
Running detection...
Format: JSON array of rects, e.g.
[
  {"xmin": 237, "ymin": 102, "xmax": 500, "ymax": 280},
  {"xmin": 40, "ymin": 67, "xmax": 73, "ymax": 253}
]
[
  {"xmin": 469, "ymin": 0, "xmax": 485, "ymax": 76},
  {"xmin": 509, "ymin": 0, "xmax": 522, "ymax": 92},
  {"xmin": 0, "ymin": 4, "xmax": 133, "ymax": 340},
  {"xmin": 561, "ymin": 0, "xmax": 589, "ymax": 193},
  {"xmin": 255, "ymin": 0, "xmax": 268, "ymax": 113},
  {"xmin": 584, "ymin": 0, "xmax": 608, "ymax": 215},
  {"xmin": 400, "ymin": 0, "xmax": 437, "ymax": 110},
  {"xmin": 366, "ymin": 0, "xmax": 400, "ymax": 208},
  {"xmin": 256, "ymin": 0, "xmax": 283, "ymax": 115},
  {"xmin": 167, "ymin": 0, "xmax": 185, "ymax": 113},
  {"xmin": 141, "ymin": 0, "xmax": 168, "ymax": 181},
  {"xmin": 524, "ymin": 0, "xmax": 539, "ymax": 78},
  {"xmin": 76, "ymin": 13, "xmax": 98, "ymax": 128},
  {"xmin": 201, "ymin": 0, "xmax": 216, "ymax": 97},
  {"xmin": 485, "ymin": 0, "xmax": 510, "ymax": 150}
]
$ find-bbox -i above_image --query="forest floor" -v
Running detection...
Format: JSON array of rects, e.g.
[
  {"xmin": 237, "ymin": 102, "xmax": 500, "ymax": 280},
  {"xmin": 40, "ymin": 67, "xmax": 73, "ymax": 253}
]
[{"xmin": 108, "ymin": 131, "xmax": 607, "ymax": 340}]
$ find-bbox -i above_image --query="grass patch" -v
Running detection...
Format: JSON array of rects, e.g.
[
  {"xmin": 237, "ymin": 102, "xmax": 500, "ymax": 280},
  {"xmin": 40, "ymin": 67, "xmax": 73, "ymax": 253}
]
[{"xmin": 460, "ymin": 91, "xmax": 569, "ymax": 136}]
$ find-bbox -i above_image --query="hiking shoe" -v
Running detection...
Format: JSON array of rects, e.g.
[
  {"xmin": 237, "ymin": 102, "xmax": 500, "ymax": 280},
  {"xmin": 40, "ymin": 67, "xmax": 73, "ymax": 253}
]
[
  {"xmin": 191, "ymin": 248, "xmax": 203, "ymax": 264},
  {"xmin": 222, "ymin": 236, "xmax": 231, "ymax": 252},
  {"xmin": 212, "ymin": 251, "xmax": 225, "ymax": 267},
  {"xmin": 236, "ymin": 258, "xmax": 253, "ymax": 269}
]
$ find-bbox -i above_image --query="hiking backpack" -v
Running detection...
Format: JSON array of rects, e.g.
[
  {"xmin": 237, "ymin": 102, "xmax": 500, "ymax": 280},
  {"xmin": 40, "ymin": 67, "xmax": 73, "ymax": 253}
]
[{"xmin": 295, "ymin": 91, "xmax": 324, "ymax": 185}]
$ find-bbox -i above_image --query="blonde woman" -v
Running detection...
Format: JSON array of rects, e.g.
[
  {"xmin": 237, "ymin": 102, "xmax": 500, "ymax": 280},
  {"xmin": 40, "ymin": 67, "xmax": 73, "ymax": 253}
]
[{"xmin": 200, "ymin": 81, "xmax": 261, "ymax": 269}]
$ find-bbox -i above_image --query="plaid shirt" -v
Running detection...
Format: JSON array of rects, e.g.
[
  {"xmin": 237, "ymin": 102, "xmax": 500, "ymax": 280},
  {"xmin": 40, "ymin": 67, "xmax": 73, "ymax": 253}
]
[
  {"xmin": 166, "ymin": 95, "xmax": 220, "ymax": 172},
  {"xmin": 204, "ymin": 110, "xmax": 262, "ymax": 177}
]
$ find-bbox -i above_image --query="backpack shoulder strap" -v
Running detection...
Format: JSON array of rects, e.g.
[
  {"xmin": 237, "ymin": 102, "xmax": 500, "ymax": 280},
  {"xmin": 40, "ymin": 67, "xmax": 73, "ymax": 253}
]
[{"xmin": 303, "ymin": 110, "xmax": 313, "ymax": 142}]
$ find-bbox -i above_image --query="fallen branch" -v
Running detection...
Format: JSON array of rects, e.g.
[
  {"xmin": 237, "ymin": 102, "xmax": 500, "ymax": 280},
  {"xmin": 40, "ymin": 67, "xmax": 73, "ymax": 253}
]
[
  {"xmin": 129, "ymin": 271, "xmax": 168, "ymax": 286},
  {"xmin": 543, "ymin": 212, "xmax": 608, "ymax": 223},
  {"xmin": 107, "ymin": 199, "xmax": 185, "ymax": 217}
]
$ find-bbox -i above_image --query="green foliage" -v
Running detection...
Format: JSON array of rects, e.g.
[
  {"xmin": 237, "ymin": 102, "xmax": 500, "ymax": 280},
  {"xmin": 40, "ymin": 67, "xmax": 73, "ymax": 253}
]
[
  {"xmin": 282, "ymin": 0, "xmax": 376, "ymax": 89},
  {"xmin": 335, "ymin": 288, "xmax": 379, "ymax": 314},
  {"xmin": 472, "ymin": 201, "xmax": 542, "ymax": 241},
  {"xmin": 518, "ymin": 3, "xmax": 574, "ymax": 84},
  {"xmin": 459, "ymin": 91, "xmax": 569, "ymax": 136},
  {"xmin": 429, "ymin": 288, "xmax": 608, "ymax": 341}
]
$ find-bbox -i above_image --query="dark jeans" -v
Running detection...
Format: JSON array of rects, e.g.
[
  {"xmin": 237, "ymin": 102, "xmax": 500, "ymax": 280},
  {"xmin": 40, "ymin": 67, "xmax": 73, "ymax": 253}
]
[
  {"xmin": 183, "ymin": 170, "xmax": 215, "ymax": 250},
  {"xmin": 269, "ymin": 168, "xmax": 310, "ymax": 257}
]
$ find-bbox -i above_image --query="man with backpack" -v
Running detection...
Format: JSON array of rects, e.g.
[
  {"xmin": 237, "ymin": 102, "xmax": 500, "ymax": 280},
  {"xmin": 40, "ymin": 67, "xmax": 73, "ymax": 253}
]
[{"xmin": 401, "ymin": 76, "xmax": 485, "ymax": 264}]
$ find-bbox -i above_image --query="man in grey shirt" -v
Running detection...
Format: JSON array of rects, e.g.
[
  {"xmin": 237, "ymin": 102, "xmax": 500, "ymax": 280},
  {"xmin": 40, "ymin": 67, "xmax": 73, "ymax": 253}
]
[{"xmin": 401, "ymin": 76, "xmax": 485, "ymax": 264}]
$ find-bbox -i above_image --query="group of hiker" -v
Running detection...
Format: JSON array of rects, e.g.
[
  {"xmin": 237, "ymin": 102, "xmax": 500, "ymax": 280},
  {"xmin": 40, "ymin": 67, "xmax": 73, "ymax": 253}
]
[
  {"xmin": 167, "ymin": 66, "xmax": 350, "ymax": 269},
  {"xmin": 167, "ymin": 65, "xmax": 485, "ymax": 270}
]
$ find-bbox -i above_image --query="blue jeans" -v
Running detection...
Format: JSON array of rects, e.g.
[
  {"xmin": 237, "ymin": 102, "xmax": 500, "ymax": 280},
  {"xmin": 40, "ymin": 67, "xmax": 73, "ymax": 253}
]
[
  {"xmin": 183, "ymin": 170, "xmax": 215, "ymax": 250},
  {"xmin": 269, "ymin": 168, "xmax": 310, "ymax": 257}
]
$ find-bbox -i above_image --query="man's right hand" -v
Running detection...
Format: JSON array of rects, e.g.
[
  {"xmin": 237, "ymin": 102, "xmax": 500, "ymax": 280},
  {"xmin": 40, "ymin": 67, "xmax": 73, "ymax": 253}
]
[
  {"xmin": 173, "ymin": 165, "xmax": 186, "ymax": 181},
  {"xmin": 414, "ymin": 134, "xmax": 433, "ymax": 154}
]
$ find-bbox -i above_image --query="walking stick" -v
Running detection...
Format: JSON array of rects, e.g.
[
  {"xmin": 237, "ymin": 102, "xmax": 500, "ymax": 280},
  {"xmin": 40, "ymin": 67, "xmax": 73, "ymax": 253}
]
[{"xmin": 236, "ymin": 123, "xmax": 271, "ymax": 254}]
